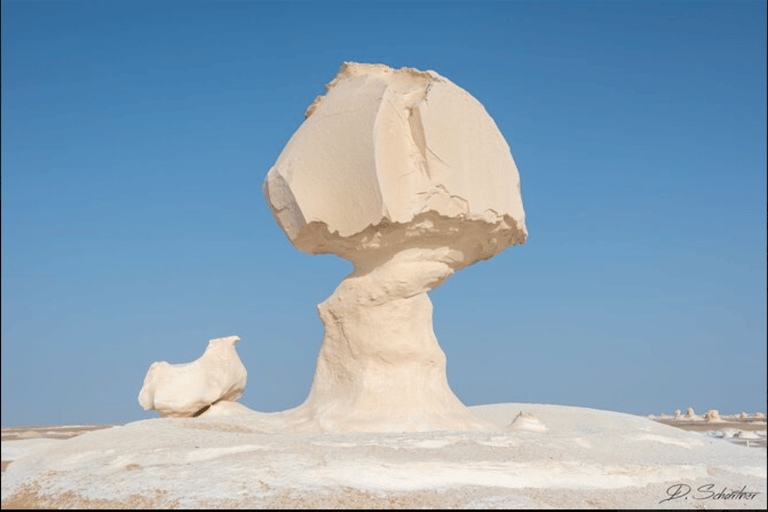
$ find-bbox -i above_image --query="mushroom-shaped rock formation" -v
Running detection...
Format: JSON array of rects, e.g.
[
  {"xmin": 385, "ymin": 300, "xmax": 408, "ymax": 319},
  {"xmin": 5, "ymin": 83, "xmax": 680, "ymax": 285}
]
[
  {"xmin": 684, "ymin": 407, "xmax": 700, "ymax": 420},
  {"xmin": 704, "ymin": 409, "xmax": 724, "ymax": 422},
  {"xmin": 264, "ymin": 62, "xmax": 527, "ymax": 432},
  {"xmin": 138, "ymin": 335, "xmax": 247, "ymax": 418}
]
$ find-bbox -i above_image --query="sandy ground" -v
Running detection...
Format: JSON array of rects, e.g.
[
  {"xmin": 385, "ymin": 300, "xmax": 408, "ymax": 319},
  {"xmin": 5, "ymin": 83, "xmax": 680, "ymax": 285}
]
[
  {"xmin": 1, "ymin": 406, "xmax": 765, "ymax": 509},
  {"xmin": 2, "ymin": 425, "xmax": 112, "ymax": 442},
  {"xmin": 2, "ymin": 424, "xmax": 114, "ymax": 481},
  {"xmin": 653, "ymin": 418, "xmax": 767, "ymax": 448},
  {"xmin": 3, "ymin": 416, "xmax": 763, "ymax": 460}
]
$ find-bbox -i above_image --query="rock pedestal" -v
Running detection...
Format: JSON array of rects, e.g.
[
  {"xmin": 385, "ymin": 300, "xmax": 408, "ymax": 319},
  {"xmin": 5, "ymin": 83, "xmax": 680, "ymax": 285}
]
[{"xmin": 264, "ymin": 63, "xmax": 527, "ymax": 432}]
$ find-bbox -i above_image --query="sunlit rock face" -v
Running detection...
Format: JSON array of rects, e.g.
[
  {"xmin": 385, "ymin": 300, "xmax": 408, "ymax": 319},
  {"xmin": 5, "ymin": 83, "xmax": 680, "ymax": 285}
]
[
  {"xmin": 264, "ymin": 62, "xmax": 527, "ymax": 432},
  {"xmin": 264, "ymin": 62, "xmax": 526, "ymax": 266},
  {"xmin": 138, "ymin": 336, "xmax": 247, "ymax": 418}
]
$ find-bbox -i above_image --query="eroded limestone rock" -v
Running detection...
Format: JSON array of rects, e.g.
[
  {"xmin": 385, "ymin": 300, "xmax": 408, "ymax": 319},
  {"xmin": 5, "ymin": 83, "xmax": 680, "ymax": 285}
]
[
  {"xmin": 705, "ymin": 409, "xmax": 724, "ymax": 422},
  {"xmin": 138, "ymin": 335, "xmax": 247, "ymax": 418},
  {"xmin": 684, "ymin": 407, "xmax": 701, "ymax": 420},
  {"xmin": 264, "ymin": 62, "xmax": 526, "ymax": 264},
  {"xmin": 264, "ymin": 62, "xmax": 527, "ymax": 432}
]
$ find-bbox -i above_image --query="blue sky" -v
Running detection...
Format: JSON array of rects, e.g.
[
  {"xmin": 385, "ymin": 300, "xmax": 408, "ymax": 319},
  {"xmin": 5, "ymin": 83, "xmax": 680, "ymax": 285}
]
[{"xmin": 2, "ymin": 0, "xmax": 766, "ymax": 427}]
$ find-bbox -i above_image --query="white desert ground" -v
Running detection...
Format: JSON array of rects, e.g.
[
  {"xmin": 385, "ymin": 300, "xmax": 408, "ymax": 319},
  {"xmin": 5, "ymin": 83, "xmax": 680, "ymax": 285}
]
[{"xmin": 1, "ymin": 404, "xmax": 766, "ymax": 509}]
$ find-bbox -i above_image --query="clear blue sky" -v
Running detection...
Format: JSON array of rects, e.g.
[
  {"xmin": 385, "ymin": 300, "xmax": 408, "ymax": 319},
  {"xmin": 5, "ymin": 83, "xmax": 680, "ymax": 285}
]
[{"xmin": 2, "ymin": 1, "xmax": 766, "ymax": 427}]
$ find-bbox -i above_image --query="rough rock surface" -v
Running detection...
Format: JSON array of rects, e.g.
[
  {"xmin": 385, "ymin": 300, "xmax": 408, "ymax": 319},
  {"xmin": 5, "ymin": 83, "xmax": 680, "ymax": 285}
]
[
  {"xmin": 264, "ymin": 62, "xmax": 526, "ymax": 432},
  {"xmin": 138, "ymin": 336, "xmax": 247, "ymax": 418},
  {"xmin": 264, "ymin": 61, "xmax": 526, "ymax": 263}
]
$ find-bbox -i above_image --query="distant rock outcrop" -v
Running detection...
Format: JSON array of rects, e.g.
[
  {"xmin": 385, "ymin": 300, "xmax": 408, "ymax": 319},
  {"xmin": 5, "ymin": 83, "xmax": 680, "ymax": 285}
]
[
  {"xmin": 684, "ymin": 407, "xmax": 701, "ymax": 420},
  {"xmin": 704, "ymin": 409, "xmax": 724, "ymax": 422}
]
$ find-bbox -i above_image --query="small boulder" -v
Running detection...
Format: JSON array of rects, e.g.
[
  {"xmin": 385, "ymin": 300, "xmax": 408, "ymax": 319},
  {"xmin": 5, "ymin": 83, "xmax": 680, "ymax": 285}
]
[
  {"xmin": 506, "ymin": 411, "xmax": 548, "ymax": 432},
  {"xmin": 138, "ymin": 335, "xmax": 247, "ymax": 418}
]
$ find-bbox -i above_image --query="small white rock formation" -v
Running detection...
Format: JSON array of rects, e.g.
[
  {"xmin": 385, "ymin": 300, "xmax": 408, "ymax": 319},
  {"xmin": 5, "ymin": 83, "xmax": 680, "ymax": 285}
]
[
  {"xmin": 264, "ymin": 62, "xmax": 527, "ymax": 432},
  {"xmin": 673, "ymin": 408, "xmax": 683, "ymax": 420},
  {"xmin": 138, "ymin": 335, "xmax": 247, "ymax": 418},
  {"xmin": 684, "ymin": 407, "xmax": 701, "ymax": 420},
  {"xmin": 507, "ymin": 411, "xmax": 548, "ymax": 432},
  {"xmin": 704, "ymin": 409, "xmax": 724, "ymax": 422}
]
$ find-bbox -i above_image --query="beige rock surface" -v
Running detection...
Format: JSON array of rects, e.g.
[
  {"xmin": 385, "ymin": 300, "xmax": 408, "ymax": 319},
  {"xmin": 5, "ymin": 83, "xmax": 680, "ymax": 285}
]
[
  {"xmin": 264, "ymin": 62, "xmax": 526, "ymax": 260},
  {"xmin": 263, "ymin": 62, "xmax": 527, "ymax": 432},
  {"xmin": 137, "ymin": 335, "xmax": 247, "ymax": 418}
]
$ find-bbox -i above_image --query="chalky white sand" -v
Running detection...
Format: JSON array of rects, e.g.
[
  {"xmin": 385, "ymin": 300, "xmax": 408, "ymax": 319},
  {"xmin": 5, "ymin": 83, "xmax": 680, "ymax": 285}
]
[{"xmin": 2, "ymin": 404, "xmax": 765, "ymax": 508}]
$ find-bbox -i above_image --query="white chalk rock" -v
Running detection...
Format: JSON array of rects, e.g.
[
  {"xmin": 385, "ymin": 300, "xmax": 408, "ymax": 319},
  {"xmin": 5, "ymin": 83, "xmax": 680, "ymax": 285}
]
[
  {"xmin": 264, "ymin": 62, "xmax": 526, "ymax": 266},
  {"xmin": 684, "ymin": 407, "xmax": 701, "ymax": 420},
  {"xmin": 704, "ymin": 409, "xmax": 724, "ymax": 422},
  {"xmin": 263, "ymin": 63, "xmax": 526, "ymax": 432},
  {"xmin": 507, "ymin": 411, "xmax": 548, "ymax": 432},
  {"xmin": 138, "ymin": 336, "xmax": 247, "ymax": 418}
]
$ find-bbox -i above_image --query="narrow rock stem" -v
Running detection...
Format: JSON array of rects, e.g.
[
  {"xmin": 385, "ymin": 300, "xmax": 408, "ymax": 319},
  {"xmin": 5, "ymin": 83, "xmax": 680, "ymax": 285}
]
[{"xmin": 293, "ymin": 248, "xmax": 494, "ymax": 432}]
